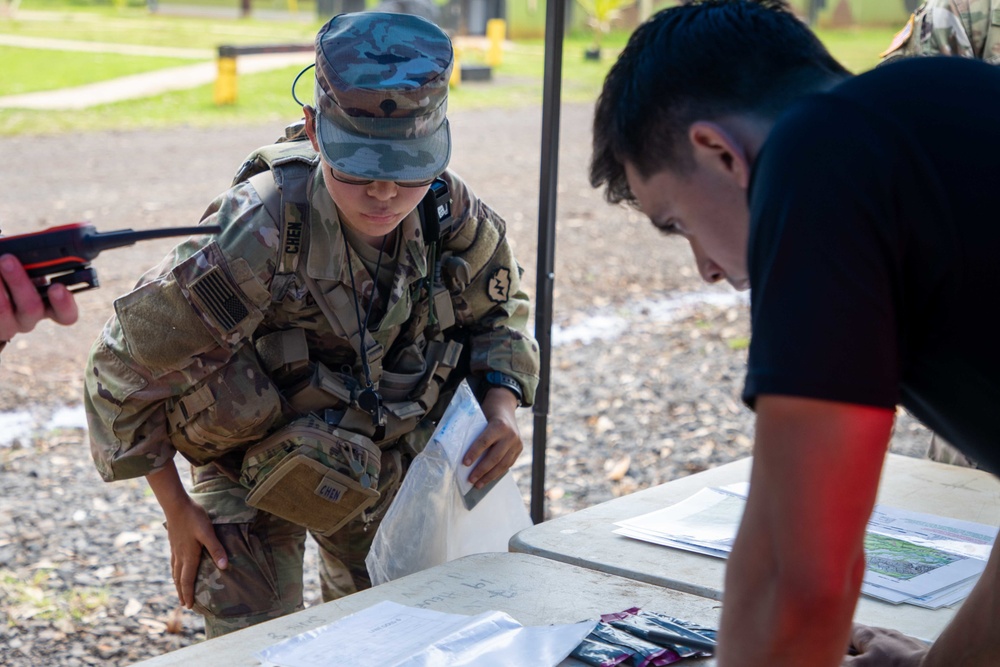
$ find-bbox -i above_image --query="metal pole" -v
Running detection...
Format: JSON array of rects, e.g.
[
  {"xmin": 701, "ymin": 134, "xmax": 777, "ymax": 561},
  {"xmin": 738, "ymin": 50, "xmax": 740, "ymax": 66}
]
[{"xmin": 531, "ymin": 0, "xmax": 566, "ymax": 524}]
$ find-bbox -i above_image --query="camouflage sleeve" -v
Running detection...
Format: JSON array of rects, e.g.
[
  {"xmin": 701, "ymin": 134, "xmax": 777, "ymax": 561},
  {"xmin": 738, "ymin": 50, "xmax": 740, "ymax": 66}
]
[
  {"xmin": 438, "ymin": 171, "xmax": 540, "ymax": 406},
  {"xmin": 85, "ymin": 182, "xmax": 282, "ymax": 481},
  {"xmin": 880, "ymin": 0, "xmax": 990, "ymax": 64}
]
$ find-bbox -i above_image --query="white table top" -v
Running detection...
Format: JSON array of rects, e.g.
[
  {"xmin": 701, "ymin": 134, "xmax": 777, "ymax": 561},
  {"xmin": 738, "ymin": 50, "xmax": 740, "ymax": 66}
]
[
  {"xmin": 131, "ymin": 552, "xmax": 721, "ymax": 667},
  {"xmin": 510, "ymin": 453, "xmax": 1000, "ymax": 641}
]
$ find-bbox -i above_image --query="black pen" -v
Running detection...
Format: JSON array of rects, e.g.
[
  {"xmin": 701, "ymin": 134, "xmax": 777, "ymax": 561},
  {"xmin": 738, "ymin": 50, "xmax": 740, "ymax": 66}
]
[{"xmin": 646, "ymin": 628, "xmax": 718, "ymax": 653}]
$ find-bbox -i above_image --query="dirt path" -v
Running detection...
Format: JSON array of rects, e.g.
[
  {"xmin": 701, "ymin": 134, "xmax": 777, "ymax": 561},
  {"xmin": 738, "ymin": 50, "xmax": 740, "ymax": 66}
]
[{"xmin": 0, "ymin": 103, "xmax": 704, "ymax": 411}]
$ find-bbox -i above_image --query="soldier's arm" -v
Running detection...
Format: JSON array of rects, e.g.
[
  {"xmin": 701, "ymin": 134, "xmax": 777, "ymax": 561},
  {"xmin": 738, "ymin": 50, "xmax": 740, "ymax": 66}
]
[
  {"xmin": 85, "ymin": 184, "xmax": 280, "ymax": 482},
  {"xmin": 436, "ymin": 172, "xmax": 540, "ymax": 486},
  {"xmin": 146, "ymin": 460, "xmax": 228, "ymax": 609},
  {"xmin": 439, "ymin": 172, "xmax": 540, "ymax": 406}
]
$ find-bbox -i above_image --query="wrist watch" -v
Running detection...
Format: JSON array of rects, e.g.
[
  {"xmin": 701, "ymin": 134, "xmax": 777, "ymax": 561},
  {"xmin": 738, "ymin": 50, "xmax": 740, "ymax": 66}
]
[{"xmin": 485, "ymin": 370, "xmax": 523, "ymax": 406}]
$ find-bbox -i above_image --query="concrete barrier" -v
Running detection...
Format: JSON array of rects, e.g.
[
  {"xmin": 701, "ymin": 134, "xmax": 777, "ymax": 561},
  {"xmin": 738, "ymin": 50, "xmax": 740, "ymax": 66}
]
[{"xmin": 214, "ymin": 43, "xmax": 313, "ymax": 105}]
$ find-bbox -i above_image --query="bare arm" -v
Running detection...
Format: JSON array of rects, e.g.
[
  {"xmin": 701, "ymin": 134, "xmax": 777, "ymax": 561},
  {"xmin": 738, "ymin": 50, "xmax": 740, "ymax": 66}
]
[
  {"xmin": 717, "ymin": 395, "xmax": 895, "ymax": 667},
  {"xmin": 146, "ymin": 461, "xmax": 228, "ymax": 608}
]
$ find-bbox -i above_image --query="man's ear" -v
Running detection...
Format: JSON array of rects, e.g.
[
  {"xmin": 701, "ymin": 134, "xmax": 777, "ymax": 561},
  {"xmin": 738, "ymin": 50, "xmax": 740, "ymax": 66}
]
[
  {"xmin": 302, "ymin": 105, "xmax": 320, "ymax": 152},
  {"xmin": 688, "ymin": 121, "xmax": 752, "ymax": 189}
]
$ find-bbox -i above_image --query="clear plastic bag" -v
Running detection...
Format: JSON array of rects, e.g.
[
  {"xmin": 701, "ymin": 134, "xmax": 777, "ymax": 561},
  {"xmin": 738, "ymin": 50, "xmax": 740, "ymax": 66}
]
[{"xmin": 366, "ymin": 380, "xmax": 533, "ymax": 586}]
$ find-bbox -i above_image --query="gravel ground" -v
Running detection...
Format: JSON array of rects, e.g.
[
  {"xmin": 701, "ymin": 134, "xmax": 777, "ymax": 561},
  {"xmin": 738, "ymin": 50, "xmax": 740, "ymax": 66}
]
[{"xmin": 0, "ymin": 103, "xmax": 934, "ymax": 666}]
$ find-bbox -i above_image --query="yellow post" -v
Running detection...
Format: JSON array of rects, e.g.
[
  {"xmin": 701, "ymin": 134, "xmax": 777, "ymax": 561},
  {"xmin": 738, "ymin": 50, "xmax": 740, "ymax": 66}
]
[
  {"xmin": 485, "ymin": 18, "xmax": 506, "ymax": 67},
  {"xmin": 450, "ymin": 47, "xmax": 462, "ymax": 87},
  {"xmin": 214, "ymin": 56, "xmax": 238, "ymax": 105},
  {"xmin": 286, "ymin": 0, "xmax": 298, "ymax": 13}
]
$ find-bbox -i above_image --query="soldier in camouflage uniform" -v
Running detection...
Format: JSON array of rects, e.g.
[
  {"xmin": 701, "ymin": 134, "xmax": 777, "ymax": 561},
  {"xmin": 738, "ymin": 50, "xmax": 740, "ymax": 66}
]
[
  {"xmin": 882, "ymin": 0, "xmax": 1000, "ymax": 64},
  {"xmin": 881, "ymin": 1, "xmax": 996, "ymax": 469},
  {"xmin": 84, "ymin": 12, "xmax": 540, "ymax": 638}
]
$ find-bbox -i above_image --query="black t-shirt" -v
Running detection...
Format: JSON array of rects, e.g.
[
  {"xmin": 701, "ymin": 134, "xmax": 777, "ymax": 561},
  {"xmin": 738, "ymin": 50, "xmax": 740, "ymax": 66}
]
[{"xmin": 743, "ymin": 57, "xmax": 1000, "ymax": 473}]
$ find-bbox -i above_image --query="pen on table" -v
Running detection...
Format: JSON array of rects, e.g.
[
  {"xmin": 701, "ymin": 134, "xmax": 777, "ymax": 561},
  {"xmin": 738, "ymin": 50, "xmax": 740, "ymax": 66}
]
[{"xmin": 646, "ymin": 628, "xmax": 718, "ymax": 653}]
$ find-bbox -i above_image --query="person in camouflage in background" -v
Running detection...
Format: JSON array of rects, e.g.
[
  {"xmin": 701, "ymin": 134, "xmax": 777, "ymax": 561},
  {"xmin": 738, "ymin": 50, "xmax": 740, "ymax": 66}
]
[
  {"xmin": 882, "ymin": 0, "xmax": 1000, "ymax": 64},
  {"xmin": 84, "ymin": 12, "xmax": 539, "ymax": 638},
  {"xmin": 881, "ymin": 0, "xmax": 997, "ymax": 469}
]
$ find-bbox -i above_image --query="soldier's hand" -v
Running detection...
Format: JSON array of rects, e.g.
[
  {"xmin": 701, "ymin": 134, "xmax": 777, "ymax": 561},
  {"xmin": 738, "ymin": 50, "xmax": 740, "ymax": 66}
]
[
  {"xmin": 0, "ymin": 254, "xmax": 78, "ymax": 340},
  {"xmin": 164, "ymin": 499, "xmax": 228, "ymax": 609},
  {"xmin": 465, "ymin": 387, "xmax": 522, "ymax": 489}
]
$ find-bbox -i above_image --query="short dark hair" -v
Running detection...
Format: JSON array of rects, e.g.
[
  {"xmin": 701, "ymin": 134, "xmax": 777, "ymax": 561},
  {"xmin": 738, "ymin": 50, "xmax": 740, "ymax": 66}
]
[{"xmin": 590, "ymin": 0, "xmax": 850, "ymax": 206}]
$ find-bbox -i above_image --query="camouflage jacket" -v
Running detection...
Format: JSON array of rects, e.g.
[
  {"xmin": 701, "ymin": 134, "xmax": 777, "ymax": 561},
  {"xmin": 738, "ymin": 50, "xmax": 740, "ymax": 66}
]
[
  {"xmin": 85, "ymin": 167, "xmax": 539, "ymax": 482},
  {"xmin": 881, "ymin": 0, "xmax": 1000, "ymax": 64}
]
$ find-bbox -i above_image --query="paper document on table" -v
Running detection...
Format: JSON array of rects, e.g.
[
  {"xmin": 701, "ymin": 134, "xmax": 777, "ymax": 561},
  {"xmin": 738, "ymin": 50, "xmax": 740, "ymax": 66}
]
[
  {"xmin": 614, "ymin": 484, "xmax": 996, "ymax": 609},
  {"xmin": 866, "ymin": 504, "xmax": 998, "ymax": 560},
  {"xmin": 613, "ymin": 486, "xmax": 744, "ymax": 555},
  {"xmin": 862, "ymin": 577, "xmax": 977, "ymax": 607},
  {"xmin": 254, "ymin": 600, "xmax": 596, "ymax": 667}
]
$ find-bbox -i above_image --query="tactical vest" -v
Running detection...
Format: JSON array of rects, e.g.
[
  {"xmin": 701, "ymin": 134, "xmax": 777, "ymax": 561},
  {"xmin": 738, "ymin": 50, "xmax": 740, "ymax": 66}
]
[
  {"xmin": 168, "ymin": 122, "xmax": 466, "ymax": 459},
  {"xmin": 163, "ymin": 122, "xmax": 469, "ymax": 534}
]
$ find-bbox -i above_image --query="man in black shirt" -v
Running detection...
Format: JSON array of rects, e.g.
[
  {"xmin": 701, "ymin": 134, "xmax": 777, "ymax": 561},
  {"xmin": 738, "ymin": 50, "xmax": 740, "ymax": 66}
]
[{"xmin": 590, "ymin": 1, "xmax": 1000, "ymax": 665}]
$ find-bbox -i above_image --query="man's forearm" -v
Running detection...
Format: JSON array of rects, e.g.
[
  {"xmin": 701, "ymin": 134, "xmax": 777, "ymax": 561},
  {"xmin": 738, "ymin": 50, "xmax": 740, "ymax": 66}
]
[
  {"xmin": 717, "ymin": 497, "xmax": 864, "ymax": 666},
  {"xmin": 716, "ymin": 396, "xmax": 893, "ymax": 666}
]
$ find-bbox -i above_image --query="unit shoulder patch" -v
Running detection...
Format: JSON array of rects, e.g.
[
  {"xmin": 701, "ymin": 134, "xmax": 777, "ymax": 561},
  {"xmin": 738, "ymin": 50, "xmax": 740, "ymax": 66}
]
[
  {"xmin": 487, "ymin": 267, "xmax": 511, "ymax": 303},
  {"xmin": 881, "ymin": 15, "xmax": 915, "ymax": 57}
]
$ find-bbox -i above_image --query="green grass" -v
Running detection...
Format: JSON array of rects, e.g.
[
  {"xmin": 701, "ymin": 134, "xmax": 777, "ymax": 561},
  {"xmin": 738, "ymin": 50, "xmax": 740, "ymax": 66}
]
[
  {"xmin": 0, "ymin": 7, "xmax": 900, "ymax": 136},
  {"xmin": 0, "ymin": 46, "xmax": 196, "ymax": 95},
  {"xmin": 814, "ymin": 26, "xmax": 898, "ymax": 73},
  {"xmin": 0, "ymin": 7, "xmax": 322, "ymax": 47}
]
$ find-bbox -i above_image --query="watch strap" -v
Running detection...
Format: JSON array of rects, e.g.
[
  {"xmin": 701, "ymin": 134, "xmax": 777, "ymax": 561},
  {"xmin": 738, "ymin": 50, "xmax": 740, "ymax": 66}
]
[{"xmin": 485, "ymin": 370, "xmax": 523, "ymax": 406}]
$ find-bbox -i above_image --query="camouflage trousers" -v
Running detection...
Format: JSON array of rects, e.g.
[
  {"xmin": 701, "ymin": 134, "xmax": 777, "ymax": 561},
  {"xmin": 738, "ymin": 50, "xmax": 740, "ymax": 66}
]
[{"xmin": 188, "ymin": 447, "xmax": 407, "ymax": 638}]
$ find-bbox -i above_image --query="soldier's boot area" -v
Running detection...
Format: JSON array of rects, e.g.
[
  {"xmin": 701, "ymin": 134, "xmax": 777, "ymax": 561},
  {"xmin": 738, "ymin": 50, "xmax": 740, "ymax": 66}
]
[{"xmin": 193, "ymin": 513, "xmax": 307, "ymax": 638}]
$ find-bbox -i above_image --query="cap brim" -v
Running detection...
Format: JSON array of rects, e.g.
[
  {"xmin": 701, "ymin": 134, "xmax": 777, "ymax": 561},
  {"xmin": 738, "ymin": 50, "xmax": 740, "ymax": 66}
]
[{"xmin": 315, "ymin": 113, "xmax": 451, "ymax": 182}]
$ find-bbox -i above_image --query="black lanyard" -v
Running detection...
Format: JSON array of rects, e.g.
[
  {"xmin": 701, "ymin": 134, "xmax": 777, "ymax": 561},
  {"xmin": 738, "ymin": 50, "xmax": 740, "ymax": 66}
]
[{"xmin": 342, "ymin": 229, "xmax": 388, "ymax": 427}]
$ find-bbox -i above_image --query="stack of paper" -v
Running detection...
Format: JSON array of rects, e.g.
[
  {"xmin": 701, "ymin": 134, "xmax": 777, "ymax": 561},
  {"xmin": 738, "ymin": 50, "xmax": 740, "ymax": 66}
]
[
  {"xmin": 254, "ymin": 600, "xmax": 595, "ymax": 667},
  {"xmin": 614, "ymin": 484, "xmax": 998, "ymax": 609}
]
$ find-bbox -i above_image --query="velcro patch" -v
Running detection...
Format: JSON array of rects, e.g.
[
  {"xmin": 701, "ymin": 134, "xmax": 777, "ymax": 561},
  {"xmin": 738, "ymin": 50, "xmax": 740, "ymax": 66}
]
[
  {"xmin": 487, "ymin": 267, "xmax": 511, "ymax": 303},
  {"xmin": 115, "ymin": 278, "xmax": 217, "ymax": 376},
  {"xmin": 190, "ymin": 266, "xmax": 250, "ymax": 332}
]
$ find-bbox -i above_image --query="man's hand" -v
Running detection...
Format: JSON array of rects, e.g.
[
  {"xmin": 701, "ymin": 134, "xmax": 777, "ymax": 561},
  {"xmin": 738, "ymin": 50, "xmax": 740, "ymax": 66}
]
[
  {"xmin": 0, "ymin": 253, "xmax": 78, "ymax": 340},
  {"xmin": 146, "ymin": 462, "xmax": 228, "ymax": 609},
  {"xmin": 463, "ymin": 387, "xmax": 522, "ymax": 489},
  {"xmin": 843, "ymin": 624, "xmax": 928, "ymax": 666}
]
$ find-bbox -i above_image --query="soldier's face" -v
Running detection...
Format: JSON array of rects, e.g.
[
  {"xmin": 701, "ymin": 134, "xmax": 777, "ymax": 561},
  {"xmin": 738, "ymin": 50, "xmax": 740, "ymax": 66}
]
[
  {"xmin": 320, "ymin": 163, "xmax": 430, "ymax": 245},
  {"xmin": 303, "ymin": 105, "xmax": 433, "ymax": 246}
]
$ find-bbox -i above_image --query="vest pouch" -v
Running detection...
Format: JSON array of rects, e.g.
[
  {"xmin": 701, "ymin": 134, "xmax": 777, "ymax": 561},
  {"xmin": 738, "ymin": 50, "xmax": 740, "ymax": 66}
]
[
  {"xmin": 240, "ymin": 415, "xmax": 381, "ymax": 535},
  {"xmin": 167, "ymin": 345, "xmax": 283, "ymax": 466}
]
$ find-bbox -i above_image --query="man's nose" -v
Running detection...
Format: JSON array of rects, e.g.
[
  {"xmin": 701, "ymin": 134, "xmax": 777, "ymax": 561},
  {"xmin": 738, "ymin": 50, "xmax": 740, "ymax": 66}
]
[{"xmin": 689, "ymin": 238, "xmax": 725, "ymax": 284}]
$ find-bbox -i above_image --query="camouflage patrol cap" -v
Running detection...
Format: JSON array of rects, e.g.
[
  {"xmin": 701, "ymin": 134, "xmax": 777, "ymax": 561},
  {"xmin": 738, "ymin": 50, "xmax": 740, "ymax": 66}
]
[{"xmin": 313, "ymin": 11, "xmax": 453, "ymax": 182}]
